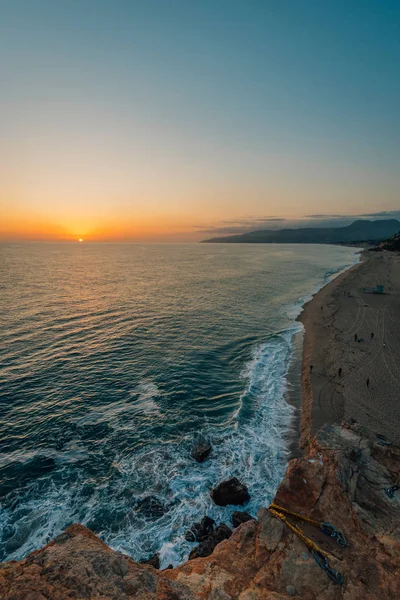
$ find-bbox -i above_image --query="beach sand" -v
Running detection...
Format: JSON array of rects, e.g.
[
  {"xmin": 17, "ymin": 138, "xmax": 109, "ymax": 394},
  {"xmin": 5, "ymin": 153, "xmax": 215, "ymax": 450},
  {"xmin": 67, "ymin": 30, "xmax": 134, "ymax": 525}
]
[{"xmin": 298, "ymin": 249, "xmax": 400, "ymax": 449}]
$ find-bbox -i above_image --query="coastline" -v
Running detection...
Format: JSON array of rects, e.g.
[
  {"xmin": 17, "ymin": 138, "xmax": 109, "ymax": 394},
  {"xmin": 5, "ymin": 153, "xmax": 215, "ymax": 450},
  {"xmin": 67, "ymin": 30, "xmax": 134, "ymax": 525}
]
[
  {"xmin": 2, "ymin": 248, "xmax": 400, "ymax": 599},
  {"xmin": 285, "ymin": 249, "xmax": 362, "ymax": 456},
  {"xmin": 297, "ymin": 249, "xmax": 400, "ymax": 449}
]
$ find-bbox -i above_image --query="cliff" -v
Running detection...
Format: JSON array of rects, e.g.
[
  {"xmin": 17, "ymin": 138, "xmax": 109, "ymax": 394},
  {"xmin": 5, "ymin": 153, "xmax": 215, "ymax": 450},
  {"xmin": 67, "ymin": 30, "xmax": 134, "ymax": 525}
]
[{"xmin": 1, "ymin": 421, "xmax": 399, "ymax": 600}]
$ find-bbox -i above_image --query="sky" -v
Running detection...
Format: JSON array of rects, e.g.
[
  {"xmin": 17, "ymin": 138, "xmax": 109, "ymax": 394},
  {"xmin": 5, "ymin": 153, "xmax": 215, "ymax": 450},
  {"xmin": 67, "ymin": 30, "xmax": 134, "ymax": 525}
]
[{"xmin": 1, "ymin": 0, "xmax": 399, "ymax": 241}]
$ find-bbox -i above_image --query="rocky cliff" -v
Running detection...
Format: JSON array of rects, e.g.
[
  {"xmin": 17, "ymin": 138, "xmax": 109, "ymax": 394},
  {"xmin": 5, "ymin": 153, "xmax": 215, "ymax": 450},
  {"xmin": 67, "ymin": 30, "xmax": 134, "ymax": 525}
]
[{"xmin": 1, "ymin": 421, "xmax": 399, "ymax": 600}]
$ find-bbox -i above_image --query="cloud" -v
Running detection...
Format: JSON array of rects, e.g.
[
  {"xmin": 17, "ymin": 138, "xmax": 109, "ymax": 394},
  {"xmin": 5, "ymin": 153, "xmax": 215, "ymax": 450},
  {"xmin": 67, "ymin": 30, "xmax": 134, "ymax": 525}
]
[
  {"xmin": 359, "ymin": 211, "xmax": 400, "ymax": 218},
  {"xmin": 196, "ymin": 216, "xmax": 287, "ymax": 234},
  {"xmin": 304, "ymin": 214, "xmax": 352, "ymax": 219}
]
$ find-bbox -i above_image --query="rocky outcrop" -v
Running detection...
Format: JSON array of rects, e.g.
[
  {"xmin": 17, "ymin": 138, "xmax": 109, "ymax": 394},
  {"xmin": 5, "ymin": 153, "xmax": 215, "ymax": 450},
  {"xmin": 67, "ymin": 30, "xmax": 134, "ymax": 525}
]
[
  {"xmin": 1, "ymin": 422, "xmax": 399, "ymax": 599},
  {"xmin": 210, "ymin": 477, "xmax": 250, "ymax": 506},
  {"xmin": 135, "ymin": 496, "xmax": 166, "ymax": 519},
  {"xmin": 188, "ymin": 524, "xmax": 232, "ymax": 560},
  {"xmin": 139, "ymin": 553, "xmax": 160, "ymax": 570},
  {"xmin": 184, "ymin": 516, "xmax": 215, "ymax": 542},
  {"xmin": 231, "ymin": 511, "xmax": 254, "ymax": 528},
  {"xmin": 191, "ymin": 442, "xmax": 212, "ymax": 463}
]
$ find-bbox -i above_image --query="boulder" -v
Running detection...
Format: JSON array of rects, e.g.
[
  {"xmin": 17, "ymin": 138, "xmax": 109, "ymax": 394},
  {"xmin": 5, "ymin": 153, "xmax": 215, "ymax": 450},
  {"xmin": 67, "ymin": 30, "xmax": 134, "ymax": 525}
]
[
  {"xmin": 184, "ymin": 516, "xmax": 215, "ymax": 542},
  {"xmin": 231, "ymin": 511, "xmax": 254, "ymax": 528},
  {"xmin": 136, "ymin": 496, "xmax": 166, "ymax": 519},
  {"xmin": 191, "ymin": 442, "xmax": 212, "ymax": 463},
  {"xmin": 189, "ymin": 523, "xmax": 232, "ymax": 560},
  {"xmin": 210, "ymin": 477, "xmax": 250, "ymax": 506},
  {"xmin": 139, "ymin": 553, "xmax": 160, "ymax": 569}
]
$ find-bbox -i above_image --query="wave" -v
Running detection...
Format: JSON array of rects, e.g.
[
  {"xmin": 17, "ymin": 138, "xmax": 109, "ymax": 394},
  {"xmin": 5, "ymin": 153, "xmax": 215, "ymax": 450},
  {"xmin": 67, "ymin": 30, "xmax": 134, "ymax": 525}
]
[
  {"xmin": 285, "ymin": 249, "xmax": 361, "ymax": 320},
  {"xmin": 0, "ymin": 246, "xmax": 362, "ymax": 567},
  {"xmin": 0, "ymin": 329, "xmax": 298, "ymax": 568}
]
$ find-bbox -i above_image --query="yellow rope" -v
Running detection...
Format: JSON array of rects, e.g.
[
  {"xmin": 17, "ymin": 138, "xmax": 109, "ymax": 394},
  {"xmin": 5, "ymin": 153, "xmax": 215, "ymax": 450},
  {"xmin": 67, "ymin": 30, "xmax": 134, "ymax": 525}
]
[
  {"xmin": 268, "ymin": 503, "xmax": 346, "ymax": 585},
  {"xmin": 269, "ymin": 503, "xmax": 322, "ymax": 528},
  {"xmin": 269, "ymin": 507, "xmax": 326, "ymax": 556}
]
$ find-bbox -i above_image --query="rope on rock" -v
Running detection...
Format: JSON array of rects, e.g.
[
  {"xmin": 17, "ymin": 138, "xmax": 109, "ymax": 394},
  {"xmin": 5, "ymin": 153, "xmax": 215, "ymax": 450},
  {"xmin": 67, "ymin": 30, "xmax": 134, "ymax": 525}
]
[{"xmin": 268, "ymin": 503, "xmax": 347, "ymax": 585}]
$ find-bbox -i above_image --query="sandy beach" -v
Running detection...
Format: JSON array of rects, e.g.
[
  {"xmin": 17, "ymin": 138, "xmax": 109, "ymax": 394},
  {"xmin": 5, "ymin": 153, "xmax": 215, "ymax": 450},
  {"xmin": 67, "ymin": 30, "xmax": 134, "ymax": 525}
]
[{"xmin": 299, "ymin": 249, "xmax": 400, "ymax": 449}]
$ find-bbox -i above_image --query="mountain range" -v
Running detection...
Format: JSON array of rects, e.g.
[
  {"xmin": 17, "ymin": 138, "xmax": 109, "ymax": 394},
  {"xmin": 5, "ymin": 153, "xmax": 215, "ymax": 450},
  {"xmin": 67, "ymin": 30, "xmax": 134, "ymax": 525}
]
[{"xmin": 202, "ymin": 219, "xmax": 400, "ymax": 244}]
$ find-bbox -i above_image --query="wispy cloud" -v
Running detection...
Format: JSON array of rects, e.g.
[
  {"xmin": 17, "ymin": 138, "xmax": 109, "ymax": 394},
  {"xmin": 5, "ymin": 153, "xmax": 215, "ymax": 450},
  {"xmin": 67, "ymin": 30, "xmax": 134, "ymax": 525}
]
[
  {"xmin": 359, "ymin": 211, "xmax": 400, "ymax": 218},
  {"xmin": 195, "ymin": 216, "xmax": 287, "ymax": 234}
]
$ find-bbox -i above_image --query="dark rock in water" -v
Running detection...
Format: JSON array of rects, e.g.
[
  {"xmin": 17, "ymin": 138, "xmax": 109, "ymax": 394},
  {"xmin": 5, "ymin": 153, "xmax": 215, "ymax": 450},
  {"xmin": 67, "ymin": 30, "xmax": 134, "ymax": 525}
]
[
  {"xmin": 139, "ymin": 553, "xmax": 160, "ymax": 569},
  {"xmin": 189, "ymin": 524, "xmax": 232, "ymax": 560},
  {"xmin": 231, "ymin": 511, "xmax": 254, "ymax": 528},
  {"xmin": 136, "ymin": 496, "xmax": 166, "ymax": 519},
  {"xmin": 210, "ymin": 477, "xmax": 250, "ymax": 506},
  {"xmin": 191, "ymin": 442, "xmax": 212, "ymax": 463},
  {"xmin": 184, "ymin": 516, "xmax": 215, "ymax": 542}
]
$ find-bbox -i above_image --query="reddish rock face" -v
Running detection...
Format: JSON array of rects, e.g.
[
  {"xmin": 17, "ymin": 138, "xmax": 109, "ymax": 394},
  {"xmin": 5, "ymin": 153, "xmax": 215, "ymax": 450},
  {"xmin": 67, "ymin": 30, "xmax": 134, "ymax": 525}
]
[{"xmin": 1, "ymin": 423, "xmax": 399, "ymax": 600}]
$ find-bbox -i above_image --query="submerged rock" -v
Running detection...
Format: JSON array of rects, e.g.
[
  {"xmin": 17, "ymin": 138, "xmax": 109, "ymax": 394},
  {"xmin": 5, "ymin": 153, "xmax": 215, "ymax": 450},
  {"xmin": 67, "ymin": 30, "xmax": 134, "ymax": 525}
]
[
  {"xmin": 188, "ymin": 523, "xmax": 232, "ymax": 559},
  {"xmin": 210, "ymin": 477, "xmax": 250, "ymax": 506},
  {"xmin": 191, "ymin": 442, "xmax": 212, "ymax": 463},
  {"xmin": 136, "ymin": 496, "xmax": 166, "ymax": 519},
  {"xmin": 231, "ymin": 511, "xmax": 254, "ymax": 528},
  {"xmin": 184, "ymin": 516, "xmax": 215, "ymax": 542}
]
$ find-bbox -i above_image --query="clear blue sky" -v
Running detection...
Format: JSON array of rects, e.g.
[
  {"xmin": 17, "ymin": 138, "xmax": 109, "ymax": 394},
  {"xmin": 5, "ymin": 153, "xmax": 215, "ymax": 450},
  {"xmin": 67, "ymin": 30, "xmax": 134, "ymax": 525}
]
[{"xmin": 1, "ymin": 0, "xmax": 399, "ymax": 240}]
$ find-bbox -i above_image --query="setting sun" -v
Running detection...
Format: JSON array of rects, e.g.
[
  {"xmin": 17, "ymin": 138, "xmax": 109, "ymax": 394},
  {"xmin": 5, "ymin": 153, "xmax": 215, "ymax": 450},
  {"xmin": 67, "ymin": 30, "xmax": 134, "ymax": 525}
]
[{"xmin": 78, "ymin": 238, "xmax": 83, "ymax": 242}]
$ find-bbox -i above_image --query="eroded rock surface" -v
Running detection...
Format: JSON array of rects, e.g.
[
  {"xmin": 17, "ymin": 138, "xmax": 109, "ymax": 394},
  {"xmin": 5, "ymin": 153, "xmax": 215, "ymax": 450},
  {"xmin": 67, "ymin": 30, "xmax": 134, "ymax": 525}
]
[{"xmin": 1, "ymin": 422, "xmax": 399, "ymax": 599}]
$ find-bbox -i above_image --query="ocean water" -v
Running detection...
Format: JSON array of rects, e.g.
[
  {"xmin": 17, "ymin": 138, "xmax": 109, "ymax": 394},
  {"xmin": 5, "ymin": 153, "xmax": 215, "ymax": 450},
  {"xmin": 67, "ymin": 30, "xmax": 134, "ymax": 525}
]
[{"xmin": 0, "ymin": 242, "xmax": 359, "ymax": 567}]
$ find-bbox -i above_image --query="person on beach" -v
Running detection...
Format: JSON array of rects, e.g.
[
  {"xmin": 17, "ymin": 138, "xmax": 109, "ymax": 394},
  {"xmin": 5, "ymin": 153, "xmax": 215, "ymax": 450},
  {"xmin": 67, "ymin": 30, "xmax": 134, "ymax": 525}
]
[
  {"xmin": 366, "ymin": 378, "xmax": 370, "ymax": 387},
  {"xmin": 338, "ymin": 367, "xmax": 342, "ymax": 377},
  {"xmin": 355, "ymin": 333, "xmax": 358, "ymax": 342},
  {"xmin": 371, "ymin": 332, "xmax": 374, "ymax": 339},
  {"xmin": 310, "ymin": 365, "xmax": 313, "ymax": 372}
]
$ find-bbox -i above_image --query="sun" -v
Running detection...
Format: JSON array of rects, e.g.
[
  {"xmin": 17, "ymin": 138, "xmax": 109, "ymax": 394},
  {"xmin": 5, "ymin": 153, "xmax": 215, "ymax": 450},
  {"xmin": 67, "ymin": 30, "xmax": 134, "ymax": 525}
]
[{"xmin": 78, "ymin": 238, "xmax": 83, "ymax": 242}]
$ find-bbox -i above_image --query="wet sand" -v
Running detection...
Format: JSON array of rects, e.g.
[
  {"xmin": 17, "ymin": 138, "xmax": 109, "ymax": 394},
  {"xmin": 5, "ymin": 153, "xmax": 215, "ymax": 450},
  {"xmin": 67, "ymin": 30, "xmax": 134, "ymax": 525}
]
[{"xmin": 298, "ymin": 250, "xmax": 400, "ymax": 449}]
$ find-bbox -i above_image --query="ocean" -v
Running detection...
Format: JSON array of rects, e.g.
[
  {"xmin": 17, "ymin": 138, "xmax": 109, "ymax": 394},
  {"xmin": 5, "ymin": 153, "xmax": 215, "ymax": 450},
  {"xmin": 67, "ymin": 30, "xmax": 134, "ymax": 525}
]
[{"xmin": 0, "ymin": 242, "xmax": 359, "ymax": 567}]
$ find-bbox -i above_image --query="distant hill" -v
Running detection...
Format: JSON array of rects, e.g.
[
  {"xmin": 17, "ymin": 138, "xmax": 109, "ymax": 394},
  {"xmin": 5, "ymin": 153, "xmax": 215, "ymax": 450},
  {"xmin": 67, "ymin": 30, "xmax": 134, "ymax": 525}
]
[
  {"xmin": 202, "ymin": 219, "xmax": 400, "ymax": 244},
  {"xmin": 371, "ymin": 231, "xmax": 400, "ymax": 252}
]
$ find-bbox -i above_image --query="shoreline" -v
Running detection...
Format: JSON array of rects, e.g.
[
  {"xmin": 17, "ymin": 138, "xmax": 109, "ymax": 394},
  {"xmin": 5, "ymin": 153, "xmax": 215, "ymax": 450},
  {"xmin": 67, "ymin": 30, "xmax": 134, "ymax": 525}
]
[
  {"xmin": 285, "ymin": 250, "xmax": 363, "ymax": 456},
  {"xmin": 296, "ymin": 252, "xmax": 364, "ymax": 449},
  {"xmin": 296, "ymin": 248, "xmax": 400, "ymax": 449}
]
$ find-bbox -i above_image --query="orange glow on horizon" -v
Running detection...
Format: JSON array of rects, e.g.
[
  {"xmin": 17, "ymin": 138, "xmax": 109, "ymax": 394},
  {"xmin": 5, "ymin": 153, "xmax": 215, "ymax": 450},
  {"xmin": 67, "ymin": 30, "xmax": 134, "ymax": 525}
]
[{"xmin": 0, "ymin": 207, "xmax": 212, "ymax": 242}]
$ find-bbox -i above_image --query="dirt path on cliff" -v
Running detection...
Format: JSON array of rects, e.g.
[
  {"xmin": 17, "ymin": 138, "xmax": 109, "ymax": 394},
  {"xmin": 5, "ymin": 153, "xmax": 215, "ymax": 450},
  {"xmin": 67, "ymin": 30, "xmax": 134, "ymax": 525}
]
[{"xmin": 299, "ymin": 250, "xmax": 400, "ymax": 448}]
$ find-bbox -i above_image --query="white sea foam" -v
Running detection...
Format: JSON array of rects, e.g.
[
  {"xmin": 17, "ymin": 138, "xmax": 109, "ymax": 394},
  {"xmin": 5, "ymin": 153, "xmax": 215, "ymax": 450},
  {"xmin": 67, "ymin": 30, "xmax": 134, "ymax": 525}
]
[
  {"xmin": 96, "ymin": 329, "xmax": 299, "ymax": 567},
  {"xmin": 284, "ymin": 249, "xmax": 362, "ymax": 320},
  {"xmin": 0, "ymin": 245, "xmax": 363, "ymax": 566}
]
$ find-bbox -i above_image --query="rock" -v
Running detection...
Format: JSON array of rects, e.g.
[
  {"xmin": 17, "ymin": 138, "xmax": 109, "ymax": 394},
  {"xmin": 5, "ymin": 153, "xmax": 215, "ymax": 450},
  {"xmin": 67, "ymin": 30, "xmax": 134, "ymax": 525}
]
[
  {"xmin": 184, "ymin": 516, "xmax": 215, "ymax": 542},
  {"xmin": 231, "ymin": 511, "xmax": 254, "ymax": 528},
  {"xmin": 301, "ymin": 552, "xmax": 309, "ymax": 561},
  {"xmin": 210, "ymin": 477, "xmax": 250, "ymax": 506},
  {"xmin": 136, "ymin": 496, "xmax": 166, "ymax": 519},
  {"xmin": 189, "ymin": 523, "xmax": 232, "ymax": 559},
  {"xmin": 191, "ymin": 441, "xmax": 212, "ymax": 463},
  {"xmin": 1, "ymin": 423, "xmax": 399, "ymax": 600},
  {"xmin": 139, "ymin": 553, "xmax": 160, "ymax": 569},
  {"xmin": 286, "ymin": 584, "xmax": 296, "ymax": 596}
]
